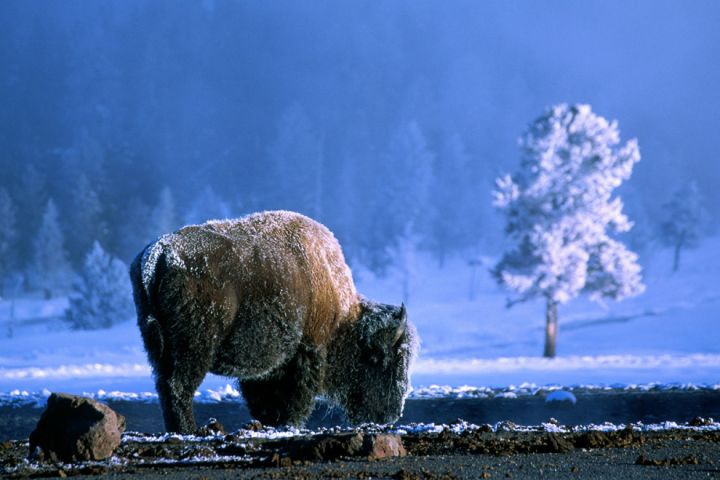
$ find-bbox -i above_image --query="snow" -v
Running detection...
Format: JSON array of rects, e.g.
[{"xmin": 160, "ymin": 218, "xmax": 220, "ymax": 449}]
[
  {"xmin": 2, "ymin": 381, "xmax": 717, "ymax": 408},
  {"xmin": 120, "ymin": 419, "xmax": 720, "ymax": 441},
  {"xmin": 0, "ymin": 234, "xmax": 719, "ymax": 396},
  {"xmin": 545, "ymin": 390, "xmax": 577, "ymax": 404}
]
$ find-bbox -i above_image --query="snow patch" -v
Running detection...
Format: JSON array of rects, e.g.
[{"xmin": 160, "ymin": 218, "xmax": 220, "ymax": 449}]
[
  {"xmin": 412, "ymin": 354, "xmax": 720, "ymax": 375},
  {"xmin": 2, "ymin": 382, "xmax": 718, "ymax": 408},
  {"xmin": 0, "ymin": 383, "xmax": 247, "ymax": 407},
  {"xmin": 408, "ymin": 382, "xmax": 720, "ymax": 400}
]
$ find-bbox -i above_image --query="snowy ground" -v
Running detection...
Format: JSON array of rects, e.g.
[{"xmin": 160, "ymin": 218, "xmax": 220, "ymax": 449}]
[{"xmin": 0, "ymin": 237, "xmax": 718, "ymax": 398}]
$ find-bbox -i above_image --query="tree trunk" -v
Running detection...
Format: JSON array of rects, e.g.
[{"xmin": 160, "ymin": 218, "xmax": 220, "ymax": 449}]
[
  {"xmin": 672, "ymin": 242, "xmax": 682, "ymax": 273},
  {"xmin": 543, "ymin": 298, "xmax": 558, "ymax": 358}
]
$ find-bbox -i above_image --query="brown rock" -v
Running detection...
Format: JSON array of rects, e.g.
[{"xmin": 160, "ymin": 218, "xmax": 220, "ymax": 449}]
[
  {"xmin": 284, "ymin": 432, "xmax": 406, "ymax": 462},
  {"xmin": 197, "ymin": 418, "xmax": 225, "ymax": 436},
  {"xmin": 575, "ymin": 431, "xmax": 608, "ymax": 449},
  {"xmin": 28, "ymin": 393, "xmax": 125, "ymax": 462},
  {"xmin": 242, "ymin": 420, "xmax": 263, "ymax": 432},
  {"xmin": 288, "ymin": 432, "xmax": 365, "ymax": 461},
  {"xmin": 689, "ymin": 416, "xmax": 714, "ymax": 426},
  {"xmin": 364, "ymin": 434, "xmax": 407, "ymax": 460},
  {"xmin": 544, "ymin": 433, "xmax": 573, "ymax": 453}
]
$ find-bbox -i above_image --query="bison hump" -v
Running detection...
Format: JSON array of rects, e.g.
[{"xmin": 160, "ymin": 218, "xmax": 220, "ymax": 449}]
[{"xmin": 140, "ymin": 235, "xmax": 185, "ymax": 296}]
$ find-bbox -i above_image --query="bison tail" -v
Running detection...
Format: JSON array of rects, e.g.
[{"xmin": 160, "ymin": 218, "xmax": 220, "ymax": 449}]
[{"xmin": 130, "ymin": 242, "xmax": 165, "ymax": 368}]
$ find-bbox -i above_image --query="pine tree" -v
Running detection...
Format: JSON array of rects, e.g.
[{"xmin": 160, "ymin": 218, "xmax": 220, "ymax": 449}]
[
  {"xmin": 659, "ymin": 181, "xmax": 705, "ymax": 272},
  {"xmin": 65, "ymin": 241, "xmax": 134, "ymax": 330},
  {"xmin": 149, "ymin": 186, "xmax": 178, "ymax": 238},
  {"xmin": 428, "ymin": 133, "xmax": 475, "ymax": 266},
  {"xmin": 0, "ymin": 188, "xmax": 18, "ymax": 294},
  {"xmin": 116, "ymin": 198, "xmax": 152, "ymax": 261},
  {"xmin": 267, "ymin": 104, "xmax": 324, "ymax": 218},
  {"xmin": 370, "ymin": 121, "xmax": 433, "ymax": 301},
  {"xmin": 30, "ymin": 199, "xmax": 71, "ymax": 295},
  {"xmin": 67, "ymin": 173, "xmax": 108, "ymax": 265},
  {"xmin": 15, "ymin": 164, "xmax": 48, "ymax": 264},
  {"xmin": 183, "ymin": 186, "xmax": 232, "ymax": 225},
  {"xmin": 493, "ymin": 104, "xmax": 645, "ymax": 358}
]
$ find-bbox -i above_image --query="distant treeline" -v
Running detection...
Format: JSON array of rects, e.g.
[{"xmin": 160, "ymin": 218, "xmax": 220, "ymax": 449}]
[{"xmin": 0, "ymin": 1, "xmax": 716, "ymax": 289}]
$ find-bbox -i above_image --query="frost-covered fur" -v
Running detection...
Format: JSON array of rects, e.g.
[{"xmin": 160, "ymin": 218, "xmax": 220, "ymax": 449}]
[{"xmin": 129, "ymin": 211, "xmax": 418, "ymax": 433}]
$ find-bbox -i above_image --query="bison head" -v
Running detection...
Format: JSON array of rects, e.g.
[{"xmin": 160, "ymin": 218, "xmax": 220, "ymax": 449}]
[{"xmin": 329, "ymin": 299, "xmax": 418, "ymax": 425}]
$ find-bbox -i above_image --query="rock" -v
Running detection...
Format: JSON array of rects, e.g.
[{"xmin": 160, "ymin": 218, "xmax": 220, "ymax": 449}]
[
  {"xmin": 575, "ymin": 431, "xmax": 609, "ymax": 449},
  {"xmin": 543, "ymin": 433, "xmax": 573, "ymax": 453},
  {"xmin": 545, "ymin": 390, "xmax": 577, "ymax": 405},
  {"xmin": 197, "ymin": 418, "xmax": 225, "ymax": 436},
  {"xmin": 288, "ymin": 432, "xmax": 365, "ymax": 461},
  {"xmin": 364, "ymin": 433, "xmax": 406, "ymax": 460},
  {"xmin": 28, "ymin": 393, "xmax": 125, "ymax": 462},
  {"xmin": 689, "ymin": 416, "xmax": 714, "ymax": 426},
  {"xmin": 496, "ymin": 421, "xmax": 517, "ymax": 432},
  {"xmin": 241, "ymin": 420, "xmax": 263, "ymax": 432},
  {"xmin": 635, "ymin": 454, "xmax": 698, "ymax": 466},
  {"xmin": 284, "ymin": 432, "xmax": 406, "ymax": 462}
]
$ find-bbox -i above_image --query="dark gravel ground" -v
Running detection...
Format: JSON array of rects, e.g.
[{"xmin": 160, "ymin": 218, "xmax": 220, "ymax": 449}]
[
  {"xmin": 1, "ymin": 389, "xmax": 719, "ymax": 479},
  {"xmin": 1, "ymin": 422, "xmax": 719, "ymax": 479}
]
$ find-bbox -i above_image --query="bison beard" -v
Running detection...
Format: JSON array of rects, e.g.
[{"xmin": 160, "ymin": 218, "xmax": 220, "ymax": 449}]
[{"xmin": 130, "ymin": 211, "xmax": 418, "ymax": 433}]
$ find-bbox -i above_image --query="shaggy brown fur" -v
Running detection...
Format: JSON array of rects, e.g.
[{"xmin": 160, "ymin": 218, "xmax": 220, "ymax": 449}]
[{"xmin": 130, "ymin": 211, "xmax": 417, "ymax": 433}]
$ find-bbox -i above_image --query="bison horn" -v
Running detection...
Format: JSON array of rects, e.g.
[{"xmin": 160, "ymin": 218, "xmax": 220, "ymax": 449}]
[{"xmin": 392, "ymin": 322, "xmax": 405, "ymax": 346}]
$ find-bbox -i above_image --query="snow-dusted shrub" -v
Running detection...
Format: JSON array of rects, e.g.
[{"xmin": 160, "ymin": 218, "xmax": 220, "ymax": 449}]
[
  {"xmin": 65, "ymin": 241, "xmax": 134, "ymax": 330},
  {"xmin": 493, "ymin": 104, "xmax": 645, "ymax": 357}
]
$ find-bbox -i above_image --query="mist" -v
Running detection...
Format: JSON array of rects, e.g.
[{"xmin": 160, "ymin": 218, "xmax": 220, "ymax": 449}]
[{"xmin": 1, "ymin": 0, "xmax": 718, "ymax": 274}]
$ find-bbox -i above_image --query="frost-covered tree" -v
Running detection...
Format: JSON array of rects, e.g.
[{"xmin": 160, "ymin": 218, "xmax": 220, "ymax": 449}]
[
  {"xmin": 149, "ymin": 186, "xmax": 178, "ymax": 238},
  {"xmin": 30, "ymin": 199, "xmax": 72, "ymax": 295},
  {"xmin": 493, "ymin": 104, "xmax": 645, "ymax": 358},
  {"xmin": 0, "ymin": 188, "xmax": 18, "ymax": 293},
  {"xmin": 65, "ymin": 241, "xmax": 134, "ymax": 330},
  {"xmin": 659, "ymin": 181, "xmax": 706, "ymax": 272}
]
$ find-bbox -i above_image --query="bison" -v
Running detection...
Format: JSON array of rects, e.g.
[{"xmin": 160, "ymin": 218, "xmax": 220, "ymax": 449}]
[{"xmin": 129, "ymin": 210, "xmax": 418, "ymax": 433}]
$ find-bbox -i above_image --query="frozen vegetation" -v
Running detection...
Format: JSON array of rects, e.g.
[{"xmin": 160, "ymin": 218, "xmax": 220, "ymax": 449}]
[{"xmin": 493, "ymin": 104, "xmax": 644, "ymax": 357}]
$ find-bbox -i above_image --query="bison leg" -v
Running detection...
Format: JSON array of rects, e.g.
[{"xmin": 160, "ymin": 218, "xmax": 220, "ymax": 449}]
[
  {"xmin": 240, "ymin": 342, "xmax": 323, "ymax": 426},
  {"xmin": 153, "ymin": 340, "xmax": 214, "ymax": 433},
  {"xmin": 155, "ymin": 372, "xmax": 203, "ymax": 433}
]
